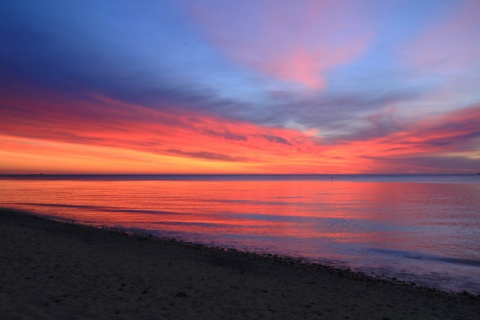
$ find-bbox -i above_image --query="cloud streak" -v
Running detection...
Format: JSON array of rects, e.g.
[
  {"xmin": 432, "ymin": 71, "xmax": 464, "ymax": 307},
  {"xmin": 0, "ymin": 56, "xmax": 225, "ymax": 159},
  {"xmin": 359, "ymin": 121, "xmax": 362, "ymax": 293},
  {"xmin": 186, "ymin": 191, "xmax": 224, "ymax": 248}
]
[
  {"xmin": 1, "ymin": 80, "xmax": 479, "ymax": 173},
  {"xmin": 1, "ymin": 0, "xmax": 479, "ymax": 174},
  {"xmin": 189, "ymin": 0, "xmax": 373, "ymax": 89}
]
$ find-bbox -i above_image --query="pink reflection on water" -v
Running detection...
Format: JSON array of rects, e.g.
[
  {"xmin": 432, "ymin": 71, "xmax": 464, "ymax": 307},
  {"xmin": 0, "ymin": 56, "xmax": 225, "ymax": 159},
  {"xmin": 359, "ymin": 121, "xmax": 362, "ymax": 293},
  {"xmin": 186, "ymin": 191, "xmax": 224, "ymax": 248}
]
[
  {"xmin": 2, "ymin": 179, "xmax": 479, "ymax": 254},
  {"xmin": 1, "ymin": 177, "xmax": 480, "ymax": 293}
]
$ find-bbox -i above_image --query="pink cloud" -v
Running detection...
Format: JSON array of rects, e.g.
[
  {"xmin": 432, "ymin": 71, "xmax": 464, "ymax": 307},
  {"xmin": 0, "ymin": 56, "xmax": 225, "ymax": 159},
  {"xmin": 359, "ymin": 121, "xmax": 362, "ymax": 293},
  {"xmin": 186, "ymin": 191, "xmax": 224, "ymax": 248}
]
[
  {"xmin": 0, "ymin": 85, "xmax": 320, "ymax": 165},
  {"xmin": 258, "ymin": 34, "xmax": 369, "ymax": 89},
  {"xmin": 2, "ymin": 82, "xmax": 478, "ymax": 174},
  {"xmin": 350, "ymin": 105, "xmax": 480, "ymax": 158},
  {"xmin": 406, "ymin": 0, "xmax": 480, "ymax": 72},
  {"xmin": 189, "ymin": 0, "xmax": 372, "ymax": 89}
]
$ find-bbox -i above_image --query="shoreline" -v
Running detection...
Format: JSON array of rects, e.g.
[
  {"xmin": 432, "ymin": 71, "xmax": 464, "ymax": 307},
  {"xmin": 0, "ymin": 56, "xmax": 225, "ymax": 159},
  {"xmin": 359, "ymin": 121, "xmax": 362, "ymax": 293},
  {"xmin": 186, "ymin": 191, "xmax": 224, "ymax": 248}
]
[
  {"xmin": 1, "ymin": 208, "xmax": 479, "ymax": 319},
  {"xmin": 4, "ymin": 208, "xmax": 478, "ymax": 296}
]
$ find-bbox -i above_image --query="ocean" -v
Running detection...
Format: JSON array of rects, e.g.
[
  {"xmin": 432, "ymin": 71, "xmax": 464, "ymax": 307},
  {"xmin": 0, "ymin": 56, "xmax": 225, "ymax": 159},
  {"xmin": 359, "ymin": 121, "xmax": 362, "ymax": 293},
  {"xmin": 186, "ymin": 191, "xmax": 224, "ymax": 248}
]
[{"xmin": 1, "ymin": 174, "xmax": 479, "ymax": 294}]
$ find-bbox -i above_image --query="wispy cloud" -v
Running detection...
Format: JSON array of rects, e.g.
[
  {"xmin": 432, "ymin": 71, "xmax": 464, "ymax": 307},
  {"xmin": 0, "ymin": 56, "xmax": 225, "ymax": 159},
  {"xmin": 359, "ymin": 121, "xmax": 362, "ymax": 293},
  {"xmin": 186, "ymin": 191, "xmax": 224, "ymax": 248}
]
[
  {"xmin": 406, "ymin": 0, "xmax": 480, "ymax": 73},
  {"xmin": 1, "ymin": 0, "xmax": 479, "ymax": 173},
  {"xmin": 189, "ymin": 0, "xmax": 372, "ymax": 89},
  {"xmin": 166, "ymin": 149, "xmax": 249, "ymax": 162},
  {"xmin": 2, "ymin": 80, "xmax": 478, "ymax": 174}
]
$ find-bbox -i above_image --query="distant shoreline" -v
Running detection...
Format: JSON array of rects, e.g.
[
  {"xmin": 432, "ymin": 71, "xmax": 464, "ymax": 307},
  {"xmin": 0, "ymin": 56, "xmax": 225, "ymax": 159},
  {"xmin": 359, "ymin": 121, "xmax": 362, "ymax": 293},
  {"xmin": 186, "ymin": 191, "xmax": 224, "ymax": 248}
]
[{"xmin": 1, "ymin": 173, "xmax": 479, "ymax": 182}]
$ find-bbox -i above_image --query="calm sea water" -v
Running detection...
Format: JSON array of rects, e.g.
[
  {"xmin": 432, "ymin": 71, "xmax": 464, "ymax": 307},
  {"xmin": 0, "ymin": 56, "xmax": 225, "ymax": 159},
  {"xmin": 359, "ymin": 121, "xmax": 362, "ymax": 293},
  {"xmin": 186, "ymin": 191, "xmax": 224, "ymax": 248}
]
[{"xmin": 1, "ymin": 174, "xmax": 480, "ymax": 293}]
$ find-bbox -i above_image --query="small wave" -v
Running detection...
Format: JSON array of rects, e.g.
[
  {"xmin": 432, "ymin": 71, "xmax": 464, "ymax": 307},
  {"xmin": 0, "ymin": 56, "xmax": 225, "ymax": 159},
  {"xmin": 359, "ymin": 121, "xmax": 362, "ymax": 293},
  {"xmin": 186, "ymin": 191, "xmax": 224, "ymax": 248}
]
[
  {"xmin": 370, "ymin": 247, "xmax": 480, "ymax": 267},
  {"xmin": 13, "ymin": 202, "xmax": 179, "ymax": 216}
]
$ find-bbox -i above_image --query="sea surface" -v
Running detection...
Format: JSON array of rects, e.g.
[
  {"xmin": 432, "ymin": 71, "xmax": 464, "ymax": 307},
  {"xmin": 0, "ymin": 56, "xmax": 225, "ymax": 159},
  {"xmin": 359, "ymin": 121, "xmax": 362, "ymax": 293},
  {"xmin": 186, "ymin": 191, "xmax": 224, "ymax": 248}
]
[{"xmin": 1, "ymin": 174, "xmax": 480, "ymax": 294}]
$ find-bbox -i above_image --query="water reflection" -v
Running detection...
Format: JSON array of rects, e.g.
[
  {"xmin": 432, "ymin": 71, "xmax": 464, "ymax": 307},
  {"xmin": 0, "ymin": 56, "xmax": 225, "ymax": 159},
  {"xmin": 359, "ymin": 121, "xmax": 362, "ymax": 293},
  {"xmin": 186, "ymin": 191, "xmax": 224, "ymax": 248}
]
[{"xmin": 1, "ymin": 178, "xmax": 480, "ymax": 293}]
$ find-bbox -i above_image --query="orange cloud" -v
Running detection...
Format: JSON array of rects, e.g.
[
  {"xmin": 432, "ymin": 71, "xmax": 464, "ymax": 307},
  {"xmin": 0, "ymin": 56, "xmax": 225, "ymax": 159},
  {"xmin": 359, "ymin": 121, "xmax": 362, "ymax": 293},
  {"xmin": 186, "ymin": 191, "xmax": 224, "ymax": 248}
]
[
  {"xmin": 0, "ymin": 86, "xmax": 326, "ymax": 173},
  {"xmin": 1, "ymin": 83, "xmax": 479, "ymax": 174},
  {"xmin": 332, "ymin": 105, "xmax": 480, "ymax": 172}
]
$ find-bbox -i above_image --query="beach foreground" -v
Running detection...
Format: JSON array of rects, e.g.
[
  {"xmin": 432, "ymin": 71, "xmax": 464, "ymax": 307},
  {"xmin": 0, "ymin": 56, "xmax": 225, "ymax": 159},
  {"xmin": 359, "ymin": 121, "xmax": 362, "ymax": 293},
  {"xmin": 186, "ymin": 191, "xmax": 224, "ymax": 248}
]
[{"xmin": 1, "ymin": 209, "xmax": 479, "ymax": 319}]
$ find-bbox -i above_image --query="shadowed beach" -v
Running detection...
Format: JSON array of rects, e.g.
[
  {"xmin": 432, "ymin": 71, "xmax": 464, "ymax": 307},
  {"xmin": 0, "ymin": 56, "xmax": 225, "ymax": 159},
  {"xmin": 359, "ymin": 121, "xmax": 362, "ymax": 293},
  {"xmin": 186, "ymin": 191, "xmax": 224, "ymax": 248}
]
[{"xmin": 1, "ymin": 209, "xmax": 479, "ymax": 319}]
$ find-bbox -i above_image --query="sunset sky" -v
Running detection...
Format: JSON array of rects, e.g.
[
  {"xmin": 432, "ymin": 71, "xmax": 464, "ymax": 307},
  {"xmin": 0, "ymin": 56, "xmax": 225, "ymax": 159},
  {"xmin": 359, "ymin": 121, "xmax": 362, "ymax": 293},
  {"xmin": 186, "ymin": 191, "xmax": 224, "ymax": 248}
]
[{"xmin": 1, "ymin": 0, "xmax": 479, "ymax": 174}]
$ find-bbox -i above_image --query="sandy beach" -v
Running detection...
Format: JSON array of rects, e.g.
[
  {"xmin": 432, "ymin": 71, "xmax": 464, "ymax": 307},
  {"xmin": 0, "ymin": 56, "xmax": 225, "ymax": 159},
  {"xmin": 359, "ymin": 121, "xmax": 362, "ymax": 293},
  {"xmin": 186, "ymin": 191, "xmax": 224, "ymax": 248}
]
[{"xmin": 1, "ymin": 209, "xmax": 479, "ymax": 319}]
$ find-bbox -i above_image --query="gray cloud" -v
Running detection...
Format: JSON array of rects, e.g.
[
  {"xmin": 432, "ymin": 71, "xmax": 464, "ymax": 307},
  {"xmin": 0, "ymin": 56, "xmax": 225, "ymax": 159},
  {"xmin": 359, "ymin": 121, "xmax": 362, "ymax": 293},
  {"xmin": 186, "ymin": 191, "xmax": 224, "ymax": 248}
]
[
  {"xmin": 260, "ymin": 134, "xmax": 291, "ymax": 145},
  {"xmin": 166, "ymin": 149, "xmax": 249, "ymax": 162}
]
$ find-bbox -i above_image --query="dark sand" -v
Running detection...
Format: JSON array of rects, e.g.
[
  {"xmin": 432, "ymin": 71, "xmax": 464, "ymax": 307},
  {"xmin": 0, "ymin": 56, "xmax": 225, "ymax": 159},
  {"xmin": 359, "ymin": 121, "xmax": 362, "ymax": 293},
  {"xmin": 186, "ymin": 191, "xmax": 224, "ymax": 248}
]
[{"xmin": 1, "ymin": 209, "xmax": 479, "ymax": 319}]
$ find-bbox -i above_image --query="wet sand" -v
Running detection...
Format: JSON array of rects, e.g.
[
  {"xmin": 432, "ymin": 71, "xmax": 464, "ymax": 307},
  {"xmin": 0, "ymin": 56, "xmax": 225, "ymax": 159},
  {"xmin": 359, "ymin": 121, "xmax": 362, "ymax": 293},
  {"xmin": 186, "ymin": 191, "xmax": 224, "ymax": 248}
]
[{"xmin": 1, "ymin": 209, "xmax": 479, "ymax": 319}]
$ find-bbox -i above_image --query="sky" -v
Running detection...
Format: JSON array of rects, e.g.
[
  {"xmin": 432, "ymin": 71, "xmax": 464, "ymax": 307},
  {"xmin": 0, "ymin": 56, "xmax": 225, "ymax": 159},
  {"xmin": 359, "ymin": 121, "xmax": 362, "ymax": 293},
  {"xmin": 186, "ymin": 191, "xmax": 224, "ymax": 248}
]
[{"xmin": 1, "ymin": 0, "xmax": 479, "ymax": 174}]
